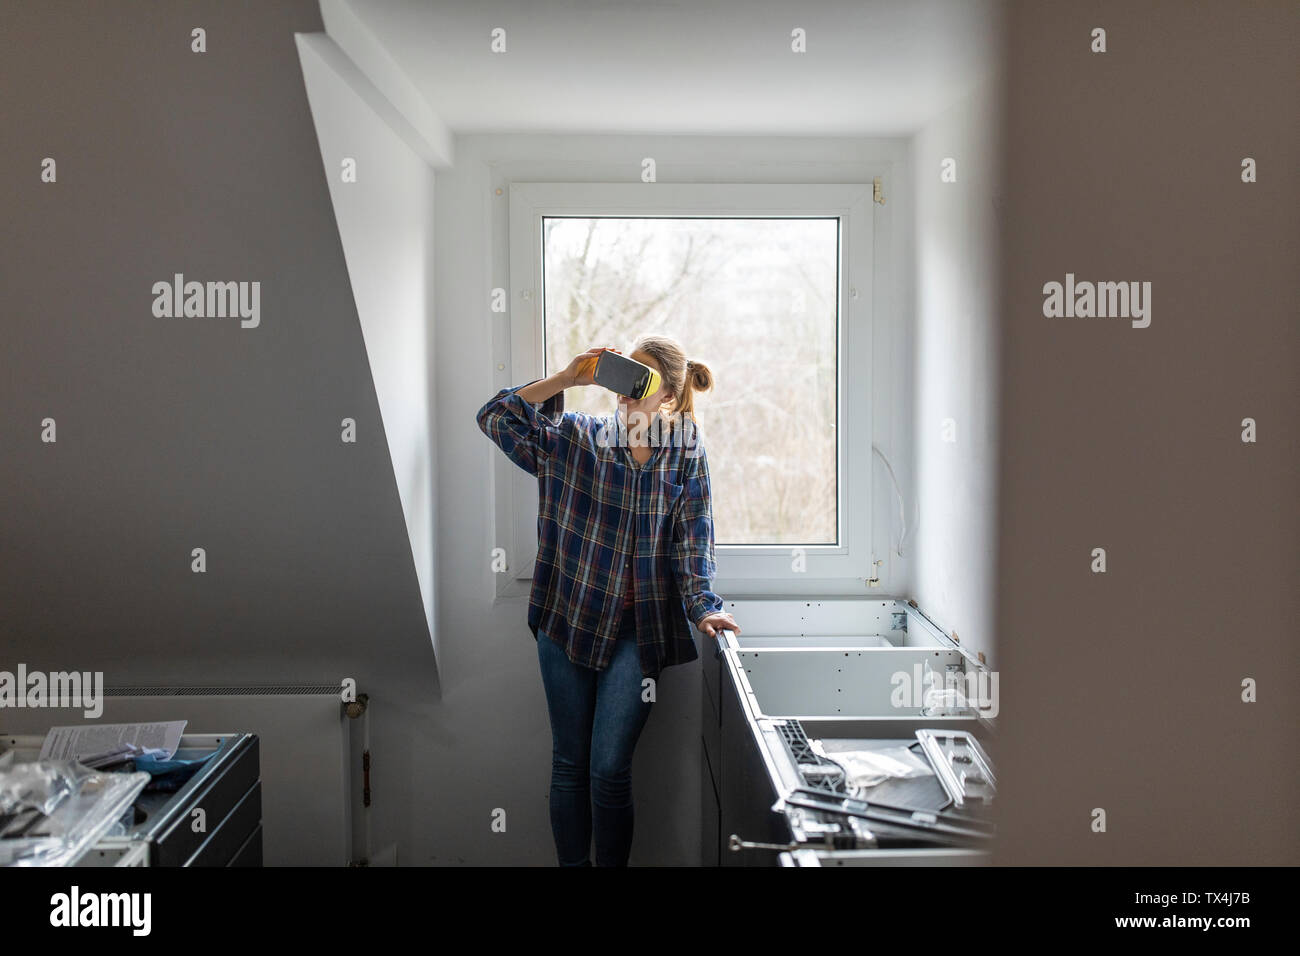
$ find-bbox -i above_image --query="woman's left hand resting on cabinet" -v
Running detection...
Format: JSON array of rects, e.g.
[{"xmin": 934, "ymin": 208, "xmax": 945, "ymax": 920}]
[{"xmin": 696, "ymin": 610, "xmax": 741, "ymax": 638}]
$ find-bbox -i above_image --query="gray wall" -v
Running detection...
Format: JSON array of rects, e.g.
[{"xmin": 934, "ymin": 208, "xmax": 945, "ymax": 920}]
[
  {"xmin": 992, "ymin": 0, "xmax": 1298, "ymax": 864},
  {"xmin": 0, "ymin": 0, "xmax": 438, "ymax": 862}
]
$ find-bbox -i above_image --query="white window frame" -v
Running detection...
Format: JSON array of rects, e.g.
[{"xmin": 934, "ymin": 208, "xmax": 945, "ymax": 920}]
[{"xmin": 501, "ymin": 181, "xmax": 875, "ymax": 593}]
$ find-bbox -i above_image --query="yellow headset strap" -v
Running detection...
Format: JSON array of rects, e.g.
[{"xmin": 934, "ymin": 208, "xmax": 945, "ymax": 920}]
[{"xmin": 644, "ymin": 368, "xmax": 662, "ymax": 399}]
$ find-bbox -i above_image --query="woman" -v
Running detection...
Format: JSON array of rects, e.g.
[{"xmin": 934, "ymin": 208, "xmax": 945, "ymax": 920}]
[{"xmin": 476, "ymin": 333, "xmax": 741, "ymax": 867}]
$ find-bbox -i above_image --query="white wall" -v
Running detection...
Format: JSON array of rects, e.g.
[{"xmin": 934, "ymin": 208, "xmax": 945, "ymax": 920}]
[
  {"xmin": 909, "ymin": 76, "xmax": 1003, "ymax": 666},
  {"xmin": 297, "ymin": 34, "xmax": 438, "ymax": 661}
]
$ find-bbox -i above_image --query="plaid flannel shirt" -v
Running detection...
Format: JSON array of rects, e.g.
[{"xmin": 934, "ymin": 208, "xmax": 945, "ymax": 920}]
[{"xmin": 476, "ymin": 381, "xmax": 724, "ymax": 678}]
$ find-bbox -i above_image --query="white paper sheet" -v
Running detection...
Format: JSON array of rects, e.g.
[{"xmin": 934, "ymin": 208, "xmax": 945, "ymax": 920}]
[{"xmin": 38, "ymin": 721, "xmax": 187, "ymax": 762}]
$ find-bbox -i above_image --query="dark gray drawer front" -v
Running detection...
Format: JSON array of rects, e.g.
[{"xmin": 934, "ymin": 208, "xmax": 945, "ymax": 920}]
[
  {"xmin": 189, "ymin": 781, "xmax": 262, "ymax": 867},
  {"xmin": 227, "ymin": 822, "xmax": 264, "ymax": 867},
  {"xmin": 700, "ymin": 735, "xmax": 719, "ymax": 866},
  {"xmin": 718, "ymin": 657, "xmax": 790, "ymax": 867},
  {"xmin": 150, "ymin": 735, "xmax": 260, "ymax": 867}
]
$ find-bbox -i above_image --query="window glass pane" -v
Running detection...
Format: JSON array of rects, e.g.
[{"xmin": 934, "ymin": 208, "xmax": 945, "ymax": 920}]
[{"xmin": 542, "ymin": 216, "xmax": 838, "ymax": 545}]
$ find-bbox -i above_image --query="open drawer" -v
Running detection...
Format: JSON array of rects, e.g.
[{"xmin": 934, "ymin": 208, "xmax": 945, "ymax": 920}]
[
  {"xmin": 707, "ymin": 598, "xmax": 996, "ymax": 866},
  {"xmin": 1, "ymin": 733, "xmax": 262, "ymax": 867},
  {"xmin": 719, "ymin": 598, "xmax": 992, "ymax": 739}
]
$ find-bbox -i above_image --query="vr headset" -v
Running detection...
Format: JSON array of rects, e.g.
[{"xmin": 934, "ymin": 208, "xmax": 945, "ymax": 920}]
[{"xmin": 592, "ymin": 349, "xmax": 662, "ymax": 401}]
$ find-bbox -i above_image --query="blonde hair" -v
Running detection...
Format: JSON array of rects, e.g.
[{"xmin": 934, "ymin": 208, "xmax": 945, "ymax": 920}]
[{"xmin": 632, "ymin": 333, "xmax": 714, "ymax": 420}]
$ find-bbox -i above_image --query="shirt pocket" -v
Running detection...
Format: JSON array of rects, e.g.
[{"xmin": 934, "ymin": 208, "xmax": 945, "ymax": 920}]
[{"xmin": 649, "ymin": 478, "xmax": 685, "ymax": 528}]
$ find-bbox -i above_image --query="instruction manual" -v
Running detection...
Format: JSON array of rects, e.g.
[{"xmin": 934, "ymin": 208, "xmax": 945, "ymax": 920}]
[{"xmin": 39, "ymin": 720, "xmax": 187, "ymax": 766}]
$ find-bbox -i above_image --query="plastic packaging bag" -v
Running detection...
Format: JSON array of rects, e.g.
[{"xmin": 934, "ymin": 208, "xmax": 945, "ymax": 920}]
[
  {"xmin": 0, "ymin": 755, "xmax": 150, "ymax": 867},
  {"xmin": 920, "ymin": 658, "xmax": 973, "ymax": 717},
  {"xmin": 810, "ymin": 740, "xmax": 934, "ymax": 793},
  {"xmin": 1, "ymin": 755, "xmax": 97, "ymax": 817}
]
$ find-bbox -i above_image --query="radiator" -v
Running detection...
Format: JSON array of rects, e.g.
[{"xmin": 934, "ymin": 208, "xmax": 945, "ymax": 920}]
[{"xmin": 0, "ymin": 684, "xmax": 359, "ymax": 866}]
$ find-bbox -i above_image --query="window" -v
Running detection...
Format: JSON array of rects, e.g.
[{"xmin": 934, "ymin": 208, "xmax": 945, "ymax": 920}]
[
  {"xmin": 542, "ymin": 216, "xmax": 838, "ymax": 545},
  {"xmin": 505, "ymin": 183, "xmax": 875, "ymax": 590}
]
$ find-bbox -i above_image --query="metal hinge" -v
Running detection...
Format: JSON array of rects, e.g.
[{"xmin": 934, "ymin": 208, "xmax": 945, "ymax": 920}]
[
  {"xmin": 363, "ymin": 749, "xmax": 371, "ymax": 808},
  {"xmin": 873, "ymin": 176, "xmax": 886, "ymax": 205}
]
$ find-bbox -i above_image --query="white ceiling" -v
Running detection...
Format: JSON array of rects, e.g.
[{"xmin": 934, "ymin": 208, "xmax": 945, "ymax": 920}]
[{"xmin": 340, "ymin": 0, "xmax": 1003, "ymax": 138}]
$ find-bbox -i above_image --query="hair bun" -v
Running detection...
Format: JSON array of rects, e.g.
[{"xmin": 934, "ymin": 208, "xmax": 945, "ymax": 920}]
[{"xmin": 687, "ymin": 358, "xmax": 713, "ymax": 393}]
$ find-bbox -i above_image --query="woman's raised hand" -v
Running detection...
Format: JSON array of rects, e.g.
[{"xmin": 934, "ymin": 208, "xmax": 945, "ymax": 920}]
[{"xmin": 562, "ymin": 346, "xmax": 621, "ymax": 387}]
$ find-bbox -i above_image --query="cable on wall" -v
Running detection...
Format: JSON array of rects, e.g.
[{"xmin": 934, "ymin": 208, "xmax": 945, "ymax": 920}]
[{"xmin": 872, "ymin": 443, "xmax": 908, "ymax": 557}]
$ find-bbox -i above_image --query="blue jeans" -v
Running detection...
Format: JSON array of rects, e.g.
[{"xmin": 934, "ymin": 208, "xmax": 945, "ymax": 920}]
[{"xmin": 536, "ymin": 613, "xmax": 654, "ymax": 866}]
